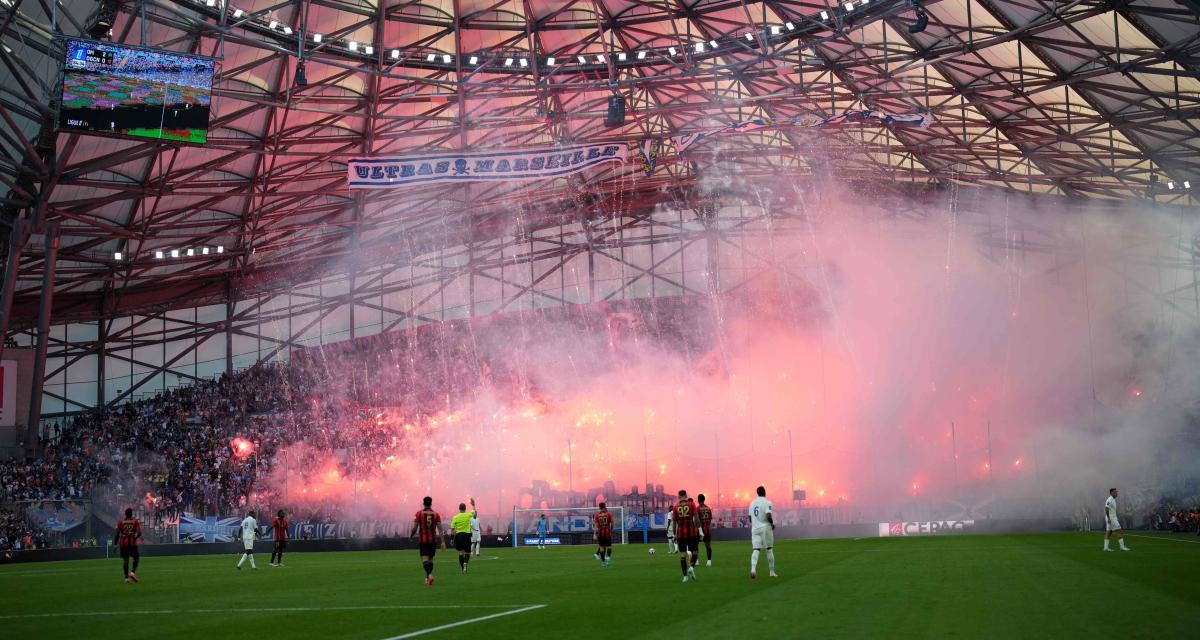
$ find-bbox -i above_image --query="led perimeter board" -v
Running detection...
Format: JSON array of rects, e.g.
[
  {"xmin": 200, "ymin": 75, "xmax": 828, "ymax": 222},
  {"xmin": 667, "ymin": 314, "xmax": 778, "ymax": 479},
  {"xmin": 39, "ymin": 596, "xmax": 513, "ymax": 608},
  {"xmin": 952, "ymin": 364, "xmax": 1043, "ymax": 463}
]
[{"xmin": 58, "ymin": 38, "xmax": 215, "ymax": 145}]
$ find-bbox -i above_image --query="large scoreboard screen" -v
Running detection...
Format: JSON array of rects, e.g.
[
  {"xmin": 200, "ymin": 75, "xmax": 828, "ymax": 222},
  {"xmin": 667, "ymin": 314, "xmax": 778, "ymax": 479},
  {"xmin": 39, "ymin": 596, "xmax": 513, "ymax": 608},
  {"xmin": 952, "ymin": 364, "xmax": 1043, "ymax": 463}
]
[{"xmin": 58, "ymin": 38, "xmax": 215, "ymax": 145}]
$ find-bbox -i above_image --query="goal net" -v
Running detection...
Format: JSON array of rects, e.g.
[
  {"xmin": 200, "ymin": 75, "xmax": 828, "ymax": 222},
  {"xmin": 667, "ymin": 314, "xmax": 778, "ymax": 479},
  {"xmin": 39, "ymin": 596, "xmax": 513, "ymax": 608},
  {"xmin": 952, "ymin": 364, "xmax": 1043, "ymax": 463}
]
[{"xmin": 511, "ymin": 507, "xmax": 629, "ymax": 548}]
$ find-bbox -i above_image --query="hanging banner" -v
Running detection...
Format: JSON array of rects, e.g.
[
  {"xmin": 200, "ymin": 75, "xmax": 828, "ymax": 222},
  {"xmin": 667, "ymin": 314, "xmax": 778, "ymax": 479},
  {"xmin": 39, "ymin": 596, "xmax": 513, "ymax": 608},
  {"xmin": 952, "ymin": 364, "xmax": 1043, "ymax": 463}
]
[
  {"xmin": 633, "ymin": 138, "xmax": 659, "ymax": 177},
  {"xmin": 670, "ymin": 109, "xmax": 932, "ymax": 156},
  {"xmin": 24, "ymin": 501, "xmax": 89, "ymax": 532},
  {"xmin": 179, "ymin": 515, "xmax": 243, "ymax": 542},
  {"xmin": 348, "ymin": 142, "xmax": 627, "ymax": 189}
]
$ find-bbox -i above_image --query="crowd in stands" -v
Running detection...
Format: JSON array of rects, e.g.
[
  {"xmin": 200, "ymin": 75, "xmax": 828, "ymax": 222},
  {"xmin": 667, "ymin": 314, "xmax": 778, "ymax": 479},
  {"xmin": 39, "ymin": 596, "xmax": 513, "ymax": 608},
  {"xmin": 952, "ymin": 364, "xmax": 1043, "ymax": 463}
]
[
  {"xmin": 0, "ymin": 427, "xmax": 109, "ymax": 502},
  {"xmin": 1147, "ymin": 505, "xmax": 1200, "ymax": 534},
  {"xmin": 1, "ymin": 301, "xmax": 714, "ymax": 535},
  {"xmin": 0, "ymin": 506, "xmax": 47, "ymax": 553},
  {"xmin": 10, "ymin": 295, "xmax": 1190, "ymax": 549}
]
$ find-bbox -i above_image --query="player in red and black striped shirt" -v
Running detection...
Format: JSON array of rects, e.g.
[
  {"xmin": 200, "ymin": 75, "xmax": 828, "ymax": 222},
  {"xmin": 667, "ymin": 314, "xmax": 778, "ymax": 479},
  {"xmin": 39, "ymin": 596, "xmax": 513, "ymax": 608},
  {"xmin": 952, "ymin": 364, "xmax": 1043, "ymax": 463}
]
[
  {"xmin": 116, "ymin": 508, "xmax": 142, "ymax": 584},
  {"xmin": 409, "ymin": 496, "xmax": 445, "ymax": 585},
  {"xmin": 269, "ymin": 510, "xmax": 288, "ymax": 567},
  {"xmin": 593, "ymin": 503, "xmax": 615, "ymax": 567},
  {"xmin": 697, "ymin": 494, "xmax": 714, "ymax": 566},
  {"xmin": 673, "ymin": 490, "xmax": 702, "ymax": 582}
]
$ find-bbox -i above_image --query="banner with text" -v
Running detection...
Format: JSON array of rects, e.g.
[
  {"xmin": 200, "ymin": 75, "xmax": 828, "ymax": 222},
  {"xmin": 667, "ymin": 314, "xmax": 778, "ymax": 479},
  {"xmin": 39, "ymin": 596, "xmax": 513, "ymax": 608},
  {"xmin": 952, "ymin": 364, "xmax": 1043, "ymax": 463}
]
[
  {"xmin": 878, "ymin": 520, "xmax": 976, "ymax": 537},
  {"xmin": 348, "ymin": 143, "xmax": 627, "ymax": 189}
]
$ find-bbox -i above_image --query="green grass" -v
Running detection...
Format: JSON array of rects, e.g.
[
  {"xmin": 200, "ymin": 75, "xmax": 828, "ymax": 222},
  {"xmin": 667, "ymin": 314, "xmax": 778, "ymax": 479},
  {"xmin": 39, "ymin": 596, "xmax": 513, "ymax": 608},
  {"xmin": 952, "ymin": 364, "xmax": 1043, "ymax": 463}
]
[
  {"xmin": 126, "ymin": 127, "xmax": 207, "ymax": 143},
  {"xmin": 1, "ymin": 533, "xmax": 1197, "ymax": 639}
]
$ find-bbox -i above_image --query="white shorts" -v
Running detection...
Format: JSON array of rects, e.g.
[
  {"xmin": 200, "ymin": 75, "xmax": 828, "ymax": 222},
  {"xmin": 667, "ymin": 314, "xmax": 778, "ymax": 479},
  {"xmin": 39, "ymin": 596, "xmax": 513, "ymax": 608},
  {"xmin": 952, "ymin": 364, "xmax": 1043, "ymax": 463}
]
[
  {"xmin": 243, "ymin": 538, "xmax": 255, "ymax": 551},
  {"xmin": 471, "ymin": 534, "xmax": 481, "ymax": 543},
  {"xmin": 752, "ymin": 527, "xmax": 774, "ymax": 550},
  {"xmin": 1106, "ymin": 518, "xmax": 1122, "ymax": 532}
]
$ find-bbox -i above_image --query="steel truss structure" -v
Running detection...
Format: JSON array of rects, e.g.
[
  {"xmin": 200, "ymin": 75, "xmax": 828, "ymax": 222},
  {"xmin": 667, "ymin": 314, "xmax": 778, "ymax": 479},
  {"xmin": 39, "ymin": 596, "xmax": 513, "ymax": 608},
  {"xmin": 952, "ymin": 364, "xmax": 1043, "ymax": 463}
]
[{"xmin": 0, "ymin": 0, "xmax": 1198, "ymax": 428}]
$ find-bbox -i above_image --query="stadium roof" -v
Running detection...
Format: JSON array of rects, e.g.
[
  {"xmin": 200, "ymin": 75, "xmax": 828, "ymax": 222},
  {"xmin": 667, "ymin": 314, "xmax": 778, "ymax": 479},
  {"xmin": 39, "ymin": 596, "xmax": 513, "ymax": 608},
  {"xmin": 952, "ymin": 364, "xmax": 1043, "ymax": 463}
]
[{"xmin": 1, "ymin": 0, "xmax": 1198, "ymax": 325}]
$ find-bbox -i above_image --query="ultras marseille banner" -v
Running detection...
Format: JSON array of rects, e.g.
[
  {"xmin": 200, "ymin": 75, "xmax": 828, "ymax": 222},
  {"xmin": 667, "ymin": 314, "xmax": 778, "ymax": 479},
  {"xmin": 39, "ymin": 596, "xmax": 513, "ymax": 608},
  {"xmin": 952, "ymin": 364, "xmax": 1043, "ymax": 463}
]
[{"xmin": 348, "ymin": 142, "xmax": 628, "ymax": 189}]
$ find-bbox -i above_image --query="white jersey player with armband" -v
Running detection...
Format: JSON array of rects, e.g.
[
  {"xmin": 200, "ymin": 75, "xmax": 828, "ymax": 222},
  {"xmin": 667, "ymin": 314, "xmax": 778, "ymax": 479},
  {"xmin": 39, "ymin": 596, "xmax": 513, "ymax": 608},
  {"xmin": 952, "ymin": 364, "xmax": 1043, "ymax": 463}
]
[
  {"xmin": 748, "ymin": 486, "xmax": 777, "ymax": 579},
  {"xmin": 1103, "ymin": 488, "xmax": 1130, "ymax": 552},
  {"xmin": 236, "ymin": 510, "xmax": 258, "ymax": 571}
]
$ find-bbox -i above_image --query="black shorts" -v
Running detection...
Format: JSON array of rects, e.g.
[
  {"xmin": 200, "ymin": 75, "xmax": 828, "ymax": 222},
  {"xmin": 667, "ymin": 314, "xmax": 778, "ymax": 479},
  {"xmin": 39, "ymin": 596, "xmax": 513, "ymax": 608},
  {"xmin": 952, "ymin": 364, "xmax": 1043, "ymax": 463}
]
[
  {"xmin": 597, "ymin": 534, "xmax": 612, "ymax": 547},
  {"xmin": 119, "ymin": 545, "xmax": 139, "ymax": 560},
  {"xmin": 419, "ymin": 542, "xmax": 438, "ymax": 558},
  {"xmin": 678, "ymin": 537, "xmax": 699, "ymax": 554},
  {"xmin": 454, "ymin": 532, "xmax": 472, "ymax": 553},
  {"xmin": 273, "ymin": 540, "xmax": 286, "ymax": 551}
]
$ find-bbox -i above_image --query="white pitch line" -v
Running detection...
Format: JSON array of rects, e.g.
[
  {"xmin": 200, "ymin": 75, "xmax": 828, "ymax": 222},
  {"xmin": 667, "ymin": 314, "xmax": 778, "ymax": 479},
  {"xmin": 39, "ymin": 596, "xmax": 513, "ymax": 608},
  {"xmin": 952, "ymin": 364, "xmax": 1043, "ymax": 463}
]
[
  {"xmin": 1125, "ymin": 534, "xmax": 1200, "ymax": 545},
  {"xmin": 378, "ymin": 605, "xmax": 547, "ymax": 640},
  {"xmin": 0, "ymin": 605, "xmax": 541, "ymax": 620}
]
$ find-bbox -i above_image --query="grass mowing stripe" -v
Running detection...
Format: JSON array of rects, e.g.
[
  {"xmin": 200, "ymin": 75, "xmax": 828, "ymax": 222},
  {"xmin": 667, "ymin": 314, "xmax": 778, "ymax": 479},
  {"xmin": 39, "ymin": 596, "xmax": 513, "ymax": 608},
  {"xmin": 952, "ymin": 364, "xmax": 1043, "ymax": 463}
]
[
  {"xmin": 378, "ymin": 605, "xmax": 547, "ymax": 640},
  {"xmin": 2, "ymin": 535, "xmax": 1194, "ymax": 639},
  {"xmin": 0, "ymin": 605, "xmax": 542, "ymax": 620}
]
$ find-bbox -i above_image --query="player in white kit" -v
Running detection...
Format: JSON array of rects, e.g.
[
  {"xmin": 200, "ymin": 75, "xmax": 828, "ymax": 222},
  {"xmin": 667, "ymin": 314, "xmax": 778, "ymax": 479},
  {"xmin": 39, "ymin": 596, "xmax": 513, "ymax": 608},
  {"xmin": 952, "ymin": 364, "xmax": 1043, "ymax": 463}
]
[
  {"xmin": 470, "ymin": 513, "xmax": 482, "ymax": 557},
  {"xmin": 666, "ymin": 507, "xmax": 677, "ymax": 554},
  {"xmin": 748, "ymin": 486, "xmax": 777, "ymax": 579},
  {"xmin": 1103, "ymin": 488, "xmax": 1131, "ymax": 552},
  {"xmin": 236, "ymin": 510, "xmax": 258, "ymax": 570}
]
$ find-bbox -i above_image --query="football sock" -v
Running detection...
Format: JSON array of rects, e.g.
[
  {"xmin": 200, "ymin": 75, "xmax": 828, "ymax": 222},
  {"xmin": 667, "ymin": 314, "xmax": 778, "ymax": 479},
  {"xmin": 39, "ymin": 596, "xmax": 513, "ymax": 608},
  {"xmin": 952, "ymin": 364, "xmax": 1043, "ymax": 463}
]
[
  {"xmin": 706, "ymin": 544, "xmax": 712, "ymax": 561},
  {"xmin": 237, "ymin": 554, "xmax": 247, "ymax": 568},
  {"xmin": 766, "ymin": 549, "xmax": 775, "ymax": 573},
  {"xmin": 458, "ymin": 555, "xmax": 464, "ymax": 569},
  {"xmin": 132, "ymin": 556, "xmax": 139, "ymax": 573},
  {"xmin": 249, "ymin": 555, "xmax": 256, "ymax": 569},
  {"xmin": 751, "ymin": 549, "xmax": 760, "ymax": 572},
  {"xmin": 1119, "ymin": 539, "xmax": 1129, "ymax": 550},
  {"xmin": 606, "ymin": 548, "xmax": 612, "ymax": 559},
  {"xmin": 1103, "ymin": 539, "xmax": 1110, "ymax": 550},
  {"xmin": 423, "ymin": 560, "xmax": 433, "ymax": 577},
  {"xmin": 122, "ymin": 558, "xmax": 129, "ymax": 577},
  {"xmin": 680, "ymin": 557, "xmax": 688, "ymax": 577}
]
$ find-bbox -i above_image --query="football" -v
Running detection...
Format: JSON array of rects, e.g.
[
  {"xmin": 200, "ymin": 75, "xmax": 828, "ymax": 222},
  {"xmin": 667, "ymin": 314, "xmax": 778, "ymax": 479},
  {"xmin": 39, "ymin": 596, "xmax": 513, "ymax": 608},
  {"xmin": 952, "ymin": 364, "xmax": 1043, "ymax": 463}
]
[{"xmin": 648, "ymin": 547, "xmax": 656, "ymax": 555}]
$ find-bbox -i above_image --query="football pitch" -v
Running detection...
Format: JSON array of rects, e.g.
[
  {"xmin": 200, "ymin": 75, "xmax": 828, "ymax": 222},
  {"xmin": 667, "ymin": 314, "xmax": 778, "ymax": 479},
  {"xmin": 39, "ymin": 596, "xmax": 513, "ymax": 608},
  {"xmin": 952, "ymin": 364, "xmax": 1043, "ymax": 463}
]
[{"xmin": 1, "ymin": 533, "xmax": 1196, "ymax": 639}]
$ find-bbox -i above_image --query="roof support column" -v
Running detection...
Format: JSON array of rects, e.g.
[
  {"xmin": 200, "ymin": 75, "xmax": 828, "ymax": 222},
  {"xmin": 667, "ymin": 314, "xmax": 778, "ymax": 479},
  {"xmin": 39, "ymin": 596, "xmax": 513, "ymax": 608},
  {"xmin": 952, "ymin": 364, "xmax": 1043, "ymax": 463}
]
[
  {"xmin": 0, "ymin": 220, "xmax": 29, "ymax": 362},
  {"xmin": 225, "ymin": 280, "xmax": 234, "ymax": 377},
  {"xmin": 26, "ymin": 221, "xmax": 59, "ymax": 454},
  {"xmin": 96, "ymin": 313, "xmax": 106, "ymax": 409}
]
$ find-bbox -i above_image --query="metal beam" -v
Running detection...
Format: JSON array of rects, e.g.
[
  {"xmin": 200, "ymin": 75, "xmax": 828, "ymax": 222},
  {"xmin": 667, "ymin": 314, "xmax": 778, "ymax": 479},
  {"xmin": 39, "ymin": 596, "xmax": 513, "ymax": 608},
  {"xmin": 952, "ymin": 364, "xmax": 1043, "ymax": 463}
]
[
  {"xmin": 0, "ymin": 219, "xmax": 29, "ymax": 361},
  {"xmin": 26, "ymin": 221, "xmax": 58, "ymax": 449}
]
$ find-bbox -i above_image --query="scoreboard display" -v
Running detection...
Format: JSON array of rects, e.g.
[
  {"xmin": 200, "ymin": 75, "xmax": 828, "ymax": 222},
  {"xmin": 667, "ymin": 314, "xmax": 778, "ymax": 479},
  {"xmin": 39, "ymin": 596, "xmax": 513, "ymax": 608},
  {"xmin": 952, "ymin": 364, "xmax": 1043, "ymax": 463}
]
[{"xmin": 58, "ymin": 38, "xmax": 215, "ymax": 145}]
